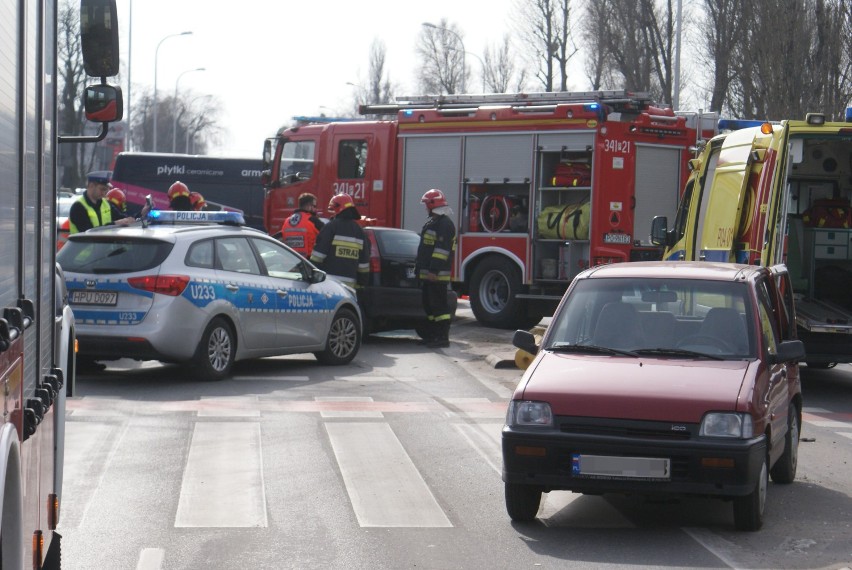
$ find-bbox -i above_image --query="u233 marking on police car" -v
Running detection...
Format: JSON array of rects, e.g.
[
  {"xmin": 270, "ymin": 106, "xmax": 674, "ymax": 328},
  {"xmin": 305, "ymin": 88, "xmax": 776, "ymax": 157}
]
[{"xmin": 189, "ymin": 283, "xmax": 217, "ymax": 301}]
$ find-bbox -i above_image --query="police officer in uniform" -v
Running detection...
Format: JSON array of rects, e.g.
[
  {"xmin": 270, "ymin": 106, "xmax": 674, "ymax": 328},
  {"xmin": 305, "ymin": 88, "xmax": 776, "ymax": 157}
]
[
  {"xmin": 282, "ymin": 192, "xmax": 324, "ymax": 257},
  {"xmin": 69, "ymin": 173, "xmax": 137, "ymax": 234},
  {"xmin": 310, "ymin": 194, "xmax": 370, "ymax": 287},
  {"xmin": 416, "ymin": 189, "xmax": 457, "ymax": 348}
]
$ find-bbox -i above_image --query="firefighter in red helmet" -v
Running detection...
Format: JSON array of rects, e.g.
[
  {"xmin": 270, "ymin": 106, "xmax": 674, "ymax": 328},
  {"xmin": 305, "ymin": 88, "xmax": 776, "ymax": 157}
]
[
  {"xmin": 106, "ymin": 187, "xmax": 127, "ymax": 213},
  {"xmin": 310, "ymin": 193, "xmax": 370, "ymax": 287},
  {"xmin": 189, "ymin": 191, "xmax": 207, "ymax": 211},
  {"xmin": 168, "ymin": 181, "xmax": 192, "ymax": 211},
  {"xmin": 416, "ymin": 188, "xmax": 456, "ymax": 348}
]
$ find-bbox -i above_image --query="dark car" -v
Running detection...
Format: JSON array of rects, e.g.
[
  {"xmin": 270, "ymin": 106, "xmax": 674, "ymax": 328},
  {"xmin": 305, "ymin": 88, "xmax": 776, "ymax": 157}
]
[{"xmin": 359, "ymin": 226, "xmax": 458, "ymax": 335}]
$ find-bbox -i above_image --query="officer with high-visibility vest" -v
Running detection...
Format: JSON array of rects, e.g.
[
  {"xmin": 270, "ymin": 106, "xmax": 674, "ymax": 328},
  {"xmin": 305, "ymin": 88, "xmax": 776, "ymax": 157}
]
[{"xmin": 69, "ymin": 173, "xmax": 137, "ymax": 234}]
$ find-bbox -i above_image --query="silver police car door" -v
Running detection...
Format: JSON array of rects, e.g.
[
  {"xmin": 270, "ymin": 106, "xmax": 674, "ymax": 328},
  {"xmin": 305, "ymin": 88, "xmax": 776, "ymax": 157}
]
[
  {"xmin": 214, "ymin": 237, "xmax": 279, "ymax": 349},
  {"xmin": 249, "ymin": 237, "xmax": 329, "ymax": 347}
]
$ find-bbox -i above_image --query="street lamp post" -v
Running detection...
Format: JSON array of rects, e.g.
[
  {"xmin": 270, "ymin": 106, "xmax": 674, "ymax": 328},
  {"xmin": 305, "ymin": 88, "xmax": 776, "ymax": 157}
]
[
  {"xmin": 172, "ymin": 67, "xmax": 206, "ymax": 153},
  {"xmin": 422, "ymin": 22, "xmax": 466, "ymax": 93},
  {"xmin": 153, "ymin": 31, "xmax": 192, "ymax": 152},
  {"xmin": 450, "ymin": 47, "xmax": 485, "ymax": 93}
]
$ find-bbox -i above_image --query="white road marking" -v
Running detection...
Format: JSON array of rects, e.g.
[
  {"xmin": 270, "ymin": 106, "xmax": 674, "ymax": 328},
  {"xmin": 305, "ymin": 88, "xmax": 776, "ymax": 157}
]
[
  {"xmin": 325, "ymin": 422, "xmax": 452, "ymax": 527},
  {"xmin": 454, "ymin": 422, "xmax": 503, "ymax": 475},
  {"xmin": 316, "ymin": 396, "xmax": 383, "ymax": 418},
  {"xmin": 231, "ymin": 375, "xmax": 310, "ymax": 382},
  {"xmin": 683, "ymin": 528, "xmax": 745, "ymax": 569},
  {"xmin": 808, "ymin": 420, "xmax": 852, "ymax": 429},
  {"xmin": 136, "ymin": 548, "xmax": 164, "ymax": 570},
  {"xmin": 175, "ymin": 422, "xmax": 267, "ymax": 528},
  {"xmin": 839, "ymin": 432, "xmax": 852, "ymax": 440},
  {"xmin": 337, "ymin": 375, "xmax": 395, "ymax": 382}
]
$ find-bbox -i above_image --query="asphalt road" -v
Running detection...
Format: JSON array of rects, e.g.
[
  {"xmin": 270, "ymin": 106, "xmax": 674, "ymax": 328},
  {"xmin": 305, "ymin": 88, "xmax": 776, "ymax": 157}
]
[{"xmin": 55, "ymin": 303, "xmax": 852, "ymax": 569}]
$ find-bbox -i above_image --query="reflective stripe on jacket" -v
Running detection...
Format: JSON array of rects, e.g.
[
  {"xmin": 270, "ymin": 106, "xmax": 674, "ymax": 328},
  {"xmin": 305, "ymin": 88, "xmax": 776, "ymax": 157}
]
[
  {"xmin": 416, "ymin": 214, "xmax": 456, "ymax": 281},
  {"xmin": 69, "ymin": 195, "xmax": 112, "ymax": 234},
  {"xmin": 281, "ymin": 210, "xmax": 321, "ymax": 256}
]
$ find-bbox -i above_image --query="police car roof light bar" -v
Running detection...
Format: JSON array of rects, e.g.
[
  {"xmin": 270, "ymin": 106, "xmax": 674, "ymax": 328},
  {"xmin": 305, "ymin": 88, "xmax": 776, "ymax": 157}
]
[{"xmin": 148, "ymin": 210, "xmax": 246, "ymax": 226}]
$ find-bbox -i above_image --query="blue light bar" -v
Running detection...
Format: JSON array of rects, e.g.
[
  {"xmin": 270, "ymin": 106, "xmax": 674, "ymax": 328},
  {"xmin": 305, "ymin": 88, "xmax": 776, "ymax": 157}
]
[
  {"xmin": 846, "ymin": 107, "xmax": 852, "ymax": 123},
  {"xmin": 717, "ymin": 118, "xmax": 766, "ymax": 131},
  {"xmin": 148, "ymin": 210, "xmax": 245, "ymax": 225}
]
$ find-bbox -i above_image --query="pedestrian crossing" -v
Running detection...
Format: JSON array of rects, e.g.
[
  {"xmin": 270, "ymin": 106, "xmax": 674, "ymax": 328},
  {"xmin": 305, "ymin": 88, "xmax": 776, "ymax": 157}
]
[
  {"xmin": 802, "ymin": 406, "xmax": 852, "ymax": 439},
  {"xmin": 60, "ymin": 398, "xmax": 852, "ymax": 539}
]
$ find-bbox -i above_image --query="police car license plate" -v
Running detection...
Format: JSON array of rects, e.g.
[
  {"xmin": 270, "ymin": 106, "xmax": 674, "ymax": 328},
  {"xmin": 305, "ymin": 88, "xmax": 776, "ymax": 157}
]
[
  {"xmin": 603, "ymin": 233, "xmax": 632, "ymax": 244},
  {"xmin": 71, "ymin": 290, "xmax": 118, "ymax": 306},
  {"xmin": 571, "ymin": 453, "xmax": 670, "ymax": 479}
]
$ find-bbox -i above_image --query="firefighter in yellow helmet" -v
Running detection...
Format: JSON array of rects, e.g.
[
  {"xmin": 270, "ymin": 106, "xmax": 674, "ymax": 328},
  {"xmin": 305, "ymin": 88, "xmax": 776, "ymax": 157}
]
[
  {"xmin": 309, "ymin": 194, "xmax": 370, "ymax": 287},
  {"xmin": 416, "ymin": 188, "xmax": 457, "ymax": 348}
]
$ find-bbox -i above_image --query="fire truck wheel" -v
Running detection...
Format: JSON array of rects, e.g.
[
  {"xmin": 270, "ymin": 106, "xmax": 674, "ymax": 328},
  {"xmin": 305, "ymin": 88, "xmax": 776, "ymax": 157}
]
[{"xmin": 470, "ymin": 257, "xmax": 537, "ymax": 329}]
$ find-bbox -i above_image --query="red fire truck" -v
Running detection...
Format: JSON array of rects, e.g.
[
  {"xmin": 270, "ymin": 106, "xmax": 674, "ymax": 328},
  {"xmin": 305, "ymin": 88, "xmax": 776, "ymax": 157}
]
[
  {"xmin": 1, "ymin": 0, "xmax": 123, "ymax": 567},
  {"xmin": 262, "ymin": 91, "xmax": 716, "ymax": 329}
]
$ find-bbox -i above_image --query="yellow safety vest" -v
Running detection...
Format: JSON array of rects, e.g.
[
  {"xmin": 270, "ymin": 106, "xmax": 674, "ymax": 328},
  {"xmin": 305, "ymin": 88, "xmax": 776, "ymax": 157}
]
[{"xmin": 69, "ymin": 195, "xmax": 112, "ymax": 234}]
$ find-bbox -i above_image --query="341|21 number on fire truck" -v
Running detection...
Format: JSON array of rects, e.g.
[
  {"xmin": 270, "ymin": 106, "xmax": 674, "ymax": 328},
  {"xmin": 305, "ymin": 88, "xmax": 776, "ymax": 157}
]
[
  {"xmin": 1, "ymin": 0, "xmax": 123, "ymax": 568},
  {"xmin": 262, "ymin": 91, "xmax": 717, "ymax": 329}
]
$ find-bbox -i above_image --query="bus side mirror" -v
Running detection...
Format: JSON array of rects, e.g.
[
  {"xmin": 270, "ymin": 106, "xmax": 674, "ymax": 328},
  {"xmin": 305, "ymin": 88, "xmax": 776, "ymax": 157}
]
[
  {"xmin": 84, "ymin": 84, "xmax": 123, "ymax": 123},
  {"xmin": 650, "ymin": 216, "xmax": 669, "ymax": 246},
  {"xmin": 80, "ymin": 0, "xmax": 120, "ymax": 78}
]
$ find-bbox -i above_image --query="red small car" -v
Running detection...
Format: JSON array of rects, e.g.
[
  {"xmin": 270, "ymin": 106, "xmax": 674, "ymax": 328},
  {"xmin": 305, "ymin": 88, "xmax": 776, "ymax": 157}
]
[{"xmin": 504, "ymin": 262, "xmax": 804, "ymax": 531}]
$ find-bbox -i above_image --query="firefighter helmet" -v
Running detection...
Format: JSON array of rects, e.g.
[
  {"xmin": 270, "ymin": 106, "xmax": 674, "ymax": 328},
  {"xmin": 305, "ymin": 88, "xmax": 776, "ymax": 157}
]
[
  {"xmin": 421, "ymin": 188, "xmax": 447, "ymax": 209},
  {"xmin": 168, "ymin": 181, "xmax": 190, "ymax": 200},
  {"xmin": 106, "ymin": 188, "xmax": 126, "ymax": 212},
  {"xmin": 190, "ymin": 192, "xmax": 207, "ymax": 211},
  {"xmin": 328, "ymin": 193, "xmax": 355, "ymax": 215}
]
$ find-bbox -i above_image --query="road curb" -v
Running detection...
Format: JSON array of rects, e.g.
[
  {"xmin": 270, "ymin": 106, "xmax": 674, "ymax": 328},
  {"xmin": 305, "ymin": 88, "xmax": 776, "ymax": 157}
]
[{"xmin": 486, "ymin": 353, "xmax": 518, "ymax": 369}]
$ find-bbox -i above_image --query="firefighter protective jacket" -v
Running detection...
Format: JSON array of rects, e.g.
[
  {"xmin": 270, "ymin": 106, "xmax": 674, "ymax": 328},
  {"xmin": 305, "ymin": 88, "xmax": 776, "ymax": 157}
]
[
  {"xmin": 282, "ymin": 209, "xmax": 324, "ymax": 256},
  {"xmin": 417, "ymin": 213, "xmax": 456, "ymax": 281},
  {"xmin": 310, "ymin": 209, "xmax": 370, "ymax": 285}
]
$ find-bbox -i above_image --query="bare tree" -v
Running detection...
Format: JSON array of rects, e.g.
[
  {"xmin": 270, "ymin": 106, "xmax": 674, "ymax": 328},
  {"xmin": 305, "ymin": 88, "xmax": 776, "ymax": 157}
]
[
  {"xmin": 513, "ymin": 0, "xmax": 578, "ymax": 91},
  {"xmin": 415, "ymin": 19, "xmax": 467, "ymax": 94},
  {"xmin": 724, "ymin": 0, "xmax": 852, "ymax": 120},
  {"xmin": 582, "ymin": 0, "xmax": 615, "ymax": 90},
  {"xmin": 699, "ymin": 0, "xmax": 747, "ymax": 113},
  {"xmin": 367, "ymin": 39, "xmax": 395, "ymax": 105},
  {"xmin": 581, "ymin": 0, "xmax": 677, "ymax": 105},
  {"xmin": 130, "ymin": 88, "xmax": 223, "ymax": 153},
  {"xmin": 482, "ymin": 35, "xmax": 528, "ymax": 93}
]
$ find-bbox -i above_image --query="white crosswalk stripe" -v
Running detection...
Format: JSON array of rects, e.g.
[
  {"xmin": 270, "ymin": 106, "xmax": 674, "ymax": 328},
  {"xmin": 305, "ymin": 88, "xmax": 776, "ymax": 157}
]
[
  {"xmin": 325, "ymin": 422, "xmax": 452, "ymax": 527},
  {"xmin": 174, "ymin": 422, "xmax": 267, "ymax": 528}
]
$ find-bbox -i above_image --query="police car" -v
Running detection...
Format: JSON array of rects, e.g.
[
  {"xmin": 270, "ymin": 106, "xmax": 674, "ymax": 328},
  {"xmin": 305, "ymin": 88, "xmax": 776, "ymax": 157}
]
[{"xmin": 57, "ymin": 211, "xmax": 362, "ymax": 380}]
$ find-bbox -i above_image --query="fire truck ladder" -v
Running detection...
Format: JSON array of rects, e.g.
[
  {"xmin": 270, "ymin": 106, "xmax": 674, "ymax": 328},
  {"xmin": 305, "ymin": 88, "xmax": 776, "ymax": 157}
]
[{"xmin": 359, "ymin": 90, "xmax": 656, "ymax": 116}]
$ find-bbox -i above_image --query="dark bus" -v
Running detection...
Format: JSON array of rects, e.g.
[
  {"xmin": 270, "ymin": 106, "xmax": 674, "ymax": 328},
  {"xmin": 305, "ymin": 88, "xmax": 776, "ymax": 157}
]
[{"xmin": 111, "ymin": 152, "xmax": 266, "ymax": 230}]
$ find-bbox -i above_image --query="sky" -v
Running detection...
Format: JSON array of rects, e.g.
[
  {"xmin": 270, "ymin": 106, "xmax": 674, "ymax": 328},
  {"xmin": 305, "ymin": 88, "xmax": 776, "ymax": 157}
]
[{"xmin": 118, "ymin": 0, "xmax": 530, "ymax": 158}]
